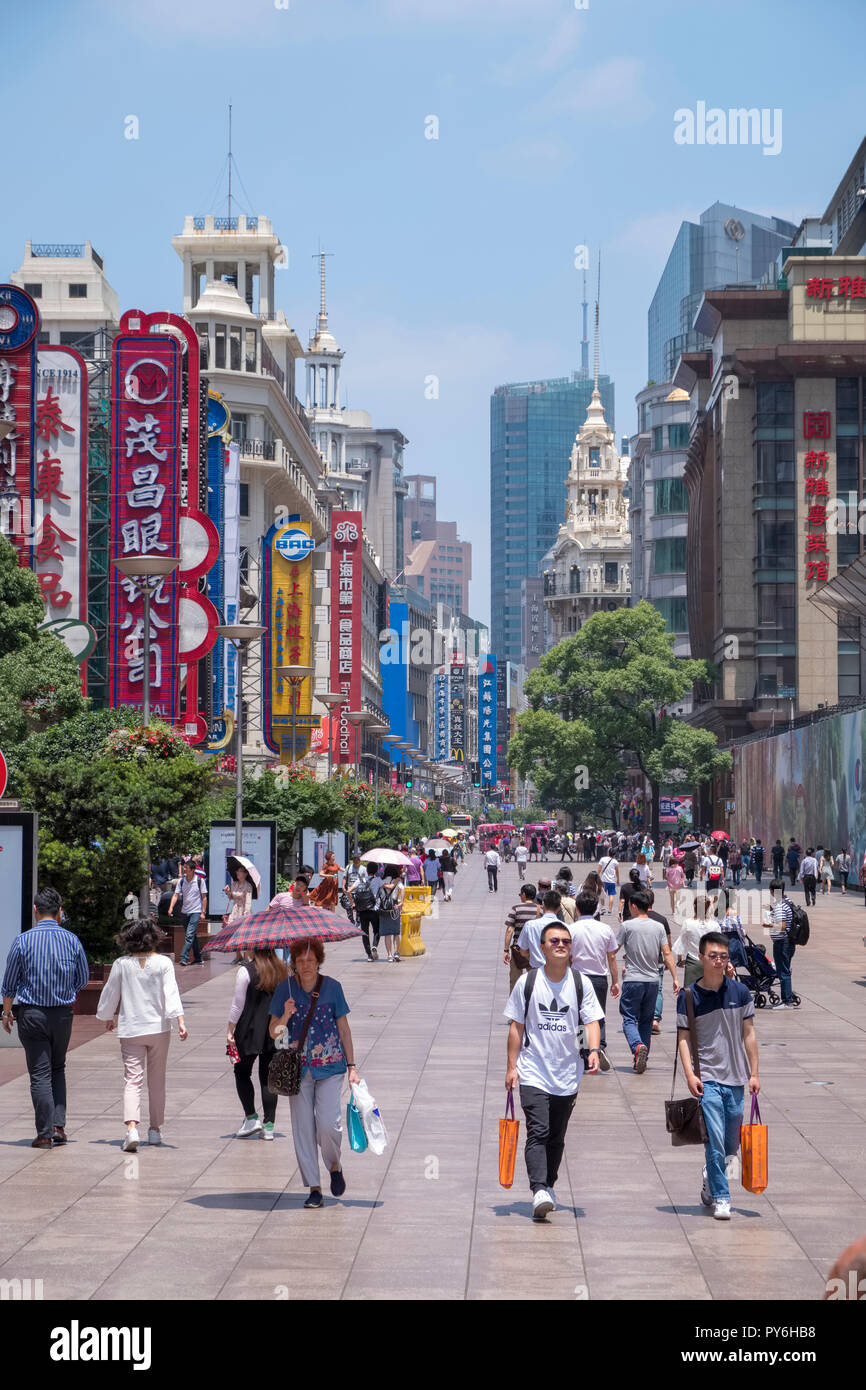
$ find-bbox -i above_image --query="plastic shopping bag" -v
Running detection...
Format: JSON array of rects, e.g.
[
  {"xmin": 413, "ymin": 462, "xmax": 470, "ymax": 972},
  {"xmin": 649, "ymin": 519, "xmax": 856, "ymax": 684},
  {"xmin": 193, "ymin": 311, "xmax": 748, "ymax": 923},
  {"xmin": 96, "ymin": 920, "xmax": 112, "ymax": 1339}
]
[
  {"xmin": 351, "ymin": 1079, "xmax": 388, "ymax": 1155},
  {"xmin": 346, "ymin": 1096, "xmax": 368, "ymax": 1153},
  {"xmin": 499, "ymin": 1090, "xmax": 520, "ymax": 1188},
  {"xmin": 740, "ymin": 1094, "xmax": 768, "ymax": 1194}
]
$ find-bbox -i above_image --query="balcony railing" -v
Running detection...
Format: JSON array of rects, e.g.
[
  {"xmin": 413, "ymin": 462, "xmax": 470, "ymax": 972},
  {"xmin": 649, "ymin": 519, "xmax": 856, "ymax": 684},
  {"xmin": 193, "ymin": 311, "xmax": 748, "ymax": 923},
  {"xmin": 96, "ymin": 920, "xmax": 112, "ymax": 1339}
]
[
  {"xmin": 239, "ymin": 438, "xmax": 277, "ymax": 461},
  {"xmin": 31, "ymin": 243, "xmax": 84, "ymax": 257},
  {"xmin": 191, "ymin": 216, "xmax": 259, "ymax": 232},
  {"xmin": 239, "ymin": 438, "xmax": 327, "ymax": 532}
]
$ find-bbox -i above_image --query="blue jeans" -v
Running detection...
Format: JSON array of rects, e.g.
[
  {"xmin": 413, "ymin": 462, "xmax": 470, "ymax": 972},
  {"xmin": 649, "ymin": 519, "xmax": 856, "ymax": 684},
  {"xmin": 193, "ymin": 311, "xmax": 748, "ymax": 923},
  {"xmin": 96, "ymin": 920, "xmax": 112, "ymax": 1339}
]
[
  {"xmin": 654, "ymin": 963, "xmax": 665, "ymax": 1022},
  {"xmin": 620, "ymin": 980, "xmax": 657, "ymax": 1055},
  {"xmin": 731, "ymin": 867, "xmax": 741, "ymax": 885},
  {"xmin": 180, "ymin": 912, "xmax": 203, "ymax": 964},
  {"xmin": 700, "ymin": 1081, "xmax": 744, "ymax": 1202},
  {"xmin": 772, "ymin": 936, "xmax": 796, "ymax": 1003}
]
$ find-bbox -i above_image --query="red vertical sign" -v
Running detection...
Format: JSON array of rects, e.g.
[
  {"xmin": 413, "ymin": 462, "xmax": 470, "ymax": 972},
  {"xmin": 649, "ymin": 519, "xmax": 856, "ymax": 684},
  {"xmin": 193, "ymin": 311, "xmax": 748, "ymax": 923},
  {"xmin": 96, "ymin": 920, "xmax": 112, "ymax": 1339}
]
[
  {"xmin": 0, "ymin": 285, "xmax": 39, "ymax": 567},
  {"xmin": 109, "ymin": 335, "xmax": 182, "ymax": 718},
  {"xmin": 329, "ymin": 510, "xmax": 363, "ymax": 764}
]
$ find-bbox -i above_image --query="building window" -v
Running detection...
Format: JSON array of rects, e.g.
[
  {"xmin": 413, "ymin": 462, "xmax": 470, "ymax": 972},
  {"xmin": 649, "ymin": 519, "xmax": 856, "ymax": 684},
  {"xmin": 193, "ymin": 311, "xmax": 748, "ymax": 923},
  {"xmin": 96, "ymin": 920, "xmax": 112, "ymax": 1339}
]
[
  {"xmin": 652, "ymin": 426, "xmax": 664, "ymax": 451},
  {"xmin": 653, "ymin": 478, "xmax": 689, "ymax": 513},
  {"xmin": 589, "ymin": 447, "xmax": 600, "ymax": 467},
  {"xmin": 757, "ymin": 655, "xmax": 796, "ymax": 700},
  {"xmin": 838, "ymin": 646, "xmax": 860, "ymax": 699},
  {"xmin": 757, "ymin": 518, "xmax": 795, "ymax": 569},
  {"xmin": 239, "ymin": 482, "xmax": 249, "ymax": 518},
  {"xmin": 231, "ymin": 413, "xmax": 248, "ymax": 444},
  {"xmin": 604, "ymin": 561, "xmax": 619, "ymax": 586},
  {"xmin": 195, "ymin": 322, "xmax": 208, "ymax": 370},
  {"xmin": 652, "ymin": 537, "xmax": 687, "ymax": 573},
  {"xmin": 229, "ymin": 326, "xmax": 242, "ymax": 371},
  {"xmin": 245, "ymin": 328, "xmax": 257, "ymax": 373},
  {"xmin": 667, "ymin": 423, "xmax": 689, "ymax": 449},
  {"xmin": 569, "ymin": 565, "xmax": 580, "ymax": 593},
  {"xmin": 24, "ymin": 283, "xmax": 42, "ymax": 298},
  {"xmin": 214, "ymin": 324, "xmax": 227, "ymax": 369},
  {"xmin": 654, "ymin": 597, "xmax": 688, "ymax": 633},
  {"xmin": 756, "ymin": 381, "xmax": 793, "ymax": 432},
  {"xmin": 68, "ymin": 283, "xmax": 87, "ymax": 298},
  {"xmin": 755, "ymin": 440, "xmax": 795, "ymax": 499}
]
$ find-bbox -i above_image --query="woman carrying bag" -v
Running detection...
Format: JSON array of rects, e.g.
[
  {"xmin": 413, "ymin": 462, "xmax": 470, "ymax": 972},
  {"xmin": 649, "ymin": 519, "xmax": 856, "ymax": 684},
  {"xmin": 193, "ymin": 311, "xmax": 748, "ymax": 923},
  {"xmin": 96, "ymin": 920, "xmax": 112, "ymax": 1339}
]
[
  {"xmin": 376, "ymin": 871, "xmax": 405, "ymax": 963},
  {"xmin": 268, "ymin": 939, "xmax": 359, "ymax": 1208},
  {"xmin": 96, "ymin": 916, "xmax": 187, "ymax": 1151},
  {"xmin": 227, "ymin": 949, "xmax": 287, "ymax": 1140}
]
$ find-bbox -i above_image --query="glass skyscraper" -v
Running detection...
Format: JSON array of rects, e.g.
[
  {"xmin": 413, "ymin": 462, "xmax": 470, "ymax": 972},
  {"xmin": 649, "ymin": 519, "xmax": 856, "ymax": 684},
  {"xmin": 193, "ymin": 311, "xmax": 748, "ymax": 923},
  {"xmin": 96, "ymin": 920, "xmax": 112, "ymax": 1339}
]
[
  {"xmin": 648, "ymin": 202, "xmax": 798, "ymax": 384},
  {"xmin": 490, "ymin": 372, "xmax": 614, "ymax": 665}
]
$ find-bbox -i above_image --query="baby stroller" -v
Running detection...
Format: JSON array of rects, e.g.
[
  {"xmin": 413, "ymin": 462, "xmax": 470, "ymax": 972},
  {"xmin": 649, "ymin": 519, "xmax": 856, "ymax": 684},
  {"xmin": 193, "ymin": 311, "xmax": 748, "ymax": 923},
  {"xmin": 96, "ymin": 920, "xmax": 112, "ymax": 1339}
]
[{"xmin": 735, "ymin": 933, "xmax": 800, "ymax": 1009}]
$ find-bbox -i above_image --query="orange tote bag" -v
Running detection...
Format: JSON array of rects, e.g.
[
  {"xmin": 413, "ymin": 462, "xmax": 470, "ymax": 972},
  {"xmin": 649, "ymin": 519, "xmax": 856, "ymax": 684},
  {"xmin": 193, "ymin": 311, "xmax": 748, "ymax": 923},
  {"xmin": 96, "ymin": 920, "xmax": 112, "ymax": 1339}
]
[
  {"xmin": 740, "ymin": 1094, "xmax": 768, "ymax": 1194},
  {"xmin": 499, "ymin": 1090, "xmax": 520, "ymax": 1188}
]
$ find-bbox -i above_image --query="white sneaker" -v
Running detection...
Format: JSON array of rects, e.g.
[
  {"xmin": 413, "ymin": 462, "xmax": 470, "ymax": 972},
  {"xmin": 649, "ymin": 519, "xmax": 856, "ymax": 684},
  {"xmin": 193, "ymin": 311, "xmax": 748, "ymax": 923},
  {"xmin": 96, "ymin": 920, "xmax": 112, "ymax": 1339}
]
[
  {"xmin": 769, "ymin": 999, "xmax": 786, "ymax": 1010},
  {"xmin": 236, "ymin": 1115, "xmax": 263, "ymax": 1138},
  {"xmin": 712, "ymin": 1199, "xmax": 732, "ymax": 1220},
  {"xmin": 262, "ymin": 1124, "xmax": 275, "ymax": 1141},
  {"xmin": 532, "ymin": 1189, "xmax": 554, "ymax": 1221},
  {"xmin": 547, "ymin": 1188, "xmax": 557, "ymax": 1210},
  {"xmin": 147, "ymin": 1128, "xmax": 162, "ymax": 1146},
  {"xmin": 122, "ymin": 1127, "xmax": 140, "ymax": 1152},
  {"xmin": 700, "ymin": 1166, "xmax": 712, "ymax": 1207}
]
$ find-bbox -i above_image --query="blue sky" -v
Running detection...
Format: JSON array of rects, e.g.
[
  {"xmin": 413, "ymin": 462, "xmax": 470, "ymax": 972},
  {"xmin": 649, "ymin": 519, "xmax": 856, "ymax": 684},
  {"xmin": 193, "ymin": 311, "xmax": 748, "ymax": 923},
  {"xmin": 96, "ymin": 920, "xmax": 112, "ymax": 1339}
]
[{"xmin": 3, "ymin": 0, "xmax": 865, "ymax": 624}]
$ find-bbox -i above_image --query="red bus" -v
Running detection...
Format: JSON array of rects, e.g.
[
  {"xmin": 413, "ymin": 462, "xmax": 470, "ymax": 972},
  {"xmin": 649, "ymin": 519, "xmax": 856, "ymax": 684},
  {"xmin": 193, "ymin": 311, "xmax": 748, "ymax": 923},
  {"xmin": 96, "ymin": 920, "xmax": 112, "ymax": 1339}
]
[
  {"xmin": 477, "ymin": 822, "xmax": 516, "ymax": 851},
  {"xmin": 522, "ymin": 821, "xmax": 558, "ymax": 848}
]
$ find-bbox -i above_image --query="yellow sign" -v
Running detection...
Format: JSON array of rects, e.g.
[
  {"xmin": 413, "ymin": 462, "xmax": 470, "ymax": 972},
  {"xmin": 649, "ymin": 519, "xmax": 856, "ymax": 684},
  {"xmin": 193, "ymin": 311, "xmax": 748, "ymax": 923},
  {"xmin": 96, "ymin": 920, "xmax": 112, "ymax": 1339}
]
[{"xmin": 266, "ymin": 520, "xmax": 314, "ymax": 761}]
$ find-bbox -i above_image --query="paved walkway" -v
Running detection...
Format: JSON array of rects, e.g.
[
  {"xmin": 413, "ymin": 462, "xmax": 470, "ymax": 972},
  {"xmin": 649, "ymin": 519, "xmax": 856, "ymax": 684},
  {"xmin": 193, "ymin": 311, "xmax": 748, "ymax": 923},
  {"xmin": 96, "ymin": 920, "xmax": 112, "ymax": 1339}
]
[{"xmin": 1, "ymin": 857, "xmax": 865, "ymax": 1300}]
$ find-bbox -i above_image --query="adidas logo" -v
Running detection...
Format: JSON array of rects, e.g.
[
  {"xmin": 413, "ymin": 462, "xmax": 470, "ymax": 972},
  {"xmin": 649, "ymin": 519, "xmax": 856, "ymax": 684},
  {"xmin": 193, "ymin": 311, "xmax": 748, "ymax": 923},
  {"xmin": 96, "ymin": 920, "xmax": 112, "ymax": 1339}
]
[{"xmin": 538, "ymin": 1000, "xmax": 570, "ymax": 1017}]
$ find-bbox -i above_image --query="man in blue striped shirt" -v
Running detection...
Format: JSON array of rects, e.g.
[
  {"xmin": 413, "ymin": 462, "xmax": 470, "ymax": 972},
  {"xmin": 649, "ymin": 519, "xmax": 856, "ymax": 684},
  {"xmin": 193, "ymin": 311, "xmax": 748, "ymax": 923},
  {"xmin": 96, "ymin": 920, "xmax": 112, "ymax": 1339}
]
[{"xmin": 1, "ymin": 887, "xmax": 89, "ymax": 1147}]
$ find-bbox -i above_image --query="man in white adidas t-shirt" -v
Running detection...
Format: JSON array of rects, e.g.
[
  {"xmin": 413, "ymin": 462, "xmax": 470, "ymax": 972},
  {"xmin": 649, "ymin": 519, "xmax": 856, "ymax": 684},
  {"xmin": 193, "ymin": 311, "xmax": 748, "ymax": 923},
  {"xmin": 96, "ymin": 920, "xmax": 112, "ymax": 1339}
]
[{"xmin": 505, "ymin": 920, "xmax": 603, "ymax": 1222}]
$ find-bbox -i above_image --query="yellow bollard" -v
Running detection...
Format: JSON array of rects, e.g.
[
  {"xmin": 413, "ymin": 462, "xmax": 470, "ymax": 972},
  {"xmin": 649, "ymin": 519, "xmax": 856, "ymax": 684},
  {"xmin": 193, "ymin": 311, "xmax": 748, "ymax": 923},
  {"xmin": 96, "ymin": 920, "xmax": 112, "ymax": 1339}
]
[{"xmin": 399, "ymin": 885, "xmax": 429, "ymax": 956}]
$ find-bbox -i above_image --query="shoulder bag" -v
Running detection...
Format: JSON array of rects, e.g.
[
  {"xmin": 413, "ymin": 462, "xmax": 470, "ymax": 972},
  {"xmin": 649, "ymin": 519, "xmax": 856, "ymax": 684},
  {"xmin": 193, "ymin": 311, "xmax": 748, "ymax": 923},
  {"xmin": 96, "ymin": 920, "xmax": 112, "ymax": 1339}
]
[
  {"xmin": 267, "ymin": 976, "xmax": 321, "ymax": 1097},
  {"xmin": 665, "ymin": 987, "xmax": 709, "ymax": 1146}
]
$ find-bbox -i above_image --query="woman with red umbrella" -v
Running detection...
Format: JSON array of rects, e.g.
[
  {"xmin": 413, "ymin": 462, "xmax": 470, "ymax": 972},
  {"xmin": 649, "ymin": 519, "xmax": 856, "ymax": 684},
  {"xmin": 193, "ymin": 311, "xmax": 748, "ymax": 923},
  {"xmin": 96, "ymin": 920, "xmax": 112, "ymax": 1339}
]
[{"xmin": 268, "ymin": 939, "xmax": 360, "ymax": 1209}]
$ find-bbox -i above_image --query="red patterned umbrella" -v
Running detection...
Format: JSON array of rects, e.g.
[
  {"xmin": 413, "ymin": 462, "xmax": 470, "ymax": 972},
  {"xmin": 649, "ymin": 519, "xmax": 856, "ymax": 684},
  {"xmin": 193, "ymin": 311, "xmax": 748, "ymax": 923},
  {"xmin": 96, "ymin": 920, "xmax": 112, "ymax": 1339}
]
[{"xmin": 204, "ymin": 903, "xmax": 361, "ymax": 953}]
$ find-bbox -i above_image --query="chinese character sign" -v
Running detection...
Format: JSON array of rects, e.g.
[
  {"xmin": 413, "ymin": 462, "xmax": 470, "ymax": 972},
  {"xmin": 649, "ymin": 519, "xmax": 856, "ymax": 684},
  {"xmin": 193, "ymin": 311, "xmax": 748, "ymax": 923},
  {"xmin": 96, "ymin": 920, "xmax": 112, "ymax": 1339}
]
[
  {"xmin": 434, "ymin": 670, "xmax": 450, "ymax": 761},
  {"xmin": 329, "ymin": 511, "xmax": 363, "ymax": 764},
  {"xmin": 479, "ymin": 656, "xmax": 498, "ymax": 787},
  {"xmin": 263, "ymin": 519, "xmax": 314, "ymax": 757},
  {"xmin": 34, "ymin": 349, "xmax": 88, "ymax": 641},
  {"xmin": 0, "ymin": 284, "xmax": 39, "ymax": 566},
  {"xmin": 109, "ymin": 335, "xmax": 182, "ymax": 718},
  {"xmin": 450, "ymin": 656, "xmax": 466, "ymax": 762},
  {"xmin": 802, "ymin": 410, "xmax": 832, "ymax": 584}
]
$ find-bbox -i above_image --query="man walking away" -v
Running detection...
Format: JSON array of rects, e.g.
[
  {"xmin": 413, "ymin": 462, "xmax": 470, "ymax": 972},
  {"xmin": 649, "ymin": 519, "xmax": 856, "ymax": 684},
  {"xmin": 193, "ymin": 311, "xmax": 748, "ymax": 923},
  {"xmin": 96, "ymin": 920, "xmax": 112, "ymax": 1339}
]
[
  {"xmin": 836, "ymin": 848, "xmax": 852, "ymax": 895},
  {"xmin": 485, "ymin": 844, "xmax": 501, "ymax": 894},
  {"xmin": 349, "ymin": 868, "xmax": 381, "ymax": 962},
  {"xmin": 772, "ymin": 839, "xmax": 785, "ymax": 878},
  {"xmin": 752, "ymin": 839, "xmax": 765, "ymax": 884},
  {"xmin": 676, "ymin": 931, "xmax": 759, "ymax": 1221},
  {"xmin": 1, "ymin": 887, "xmax": 89, "ymax": 1147},
  {"xmin": 598, "ymin": 848, "xmax": 619, "ymax": 914},
  {"xmin": 515, "ymin": 841, "xmax": 529, "ymax": 881},
  {"xmin": 570, "ymin": 889, "xmax": 619, "ymax": 1070},
  {"xmin": 786, "ymin": 839, "xmax": 801, "ymax": 887},
  {"xmin": 618, "ymin": 889, "xmax": 679, "ymax": 1073},
  {"xmin": 505, "ymin": 922, "xmax": 602, "ymax": 1221},
  {"xmin": 169, "ymin": 861, "xmax": 208, "ymax": 966},
  {"xmin": 517, "ymin": 889, "xmax": 564, "ymax": 968},
  {"xmin": 540, "ymin": 834, "xmax": 549, "ymax": 862},
  {"xmin": 798, "ymin": 848, "xmax": 818, "ymax": 907},
  {"xmin": 766, "ymin": 878, "xmax": 797, "ymax": 1009},
  {"xmin": 503, "ymin": 884, "xmax": 538, "ymax": 990},
  {"xmin": 424, "ymin": 849, "xmax": 442, "ymax": 897}
]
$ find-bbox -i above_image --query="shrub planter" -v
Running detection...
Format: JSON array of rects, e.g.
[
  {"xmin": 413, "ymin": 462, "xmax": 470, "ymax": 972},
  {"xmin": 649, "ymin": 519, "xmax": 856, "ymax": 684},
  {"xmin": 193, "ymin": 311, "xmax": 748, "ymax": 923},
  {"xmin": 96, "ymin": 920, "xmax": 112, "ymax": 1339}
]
[{"xmin": 74, "ymin": 981, "xmax": 105, "ymax": 1016}]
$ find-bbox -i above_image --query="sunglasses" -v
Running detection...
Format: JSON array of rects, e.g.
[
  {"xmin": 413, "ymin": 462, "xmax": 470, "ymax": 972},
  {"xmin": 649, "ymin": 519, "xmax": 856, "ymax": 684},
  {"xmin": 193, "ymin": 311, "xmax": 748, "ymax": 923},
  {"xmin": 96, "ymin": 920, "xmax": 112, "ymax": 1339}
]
[
  {"xmin": 704, "ymin": 952, "xmax": 730, "ymax": 962},
  {"xmin": 546, "ymin": 937, "xmax": 572, "ymax": 947}
]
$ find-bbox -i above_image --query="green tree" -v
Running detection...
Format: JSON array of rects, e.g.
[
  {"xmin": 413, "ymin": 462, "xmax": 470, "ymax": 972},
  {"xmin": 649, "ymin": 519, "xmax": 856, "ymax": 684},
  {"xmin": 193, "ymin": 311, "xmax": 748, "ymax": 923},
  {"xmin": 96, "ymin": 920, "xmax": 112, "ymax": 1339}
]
[
  {"xmin": 0, "ymin": 535, "xmax": 45, "ymax": 655},
  {"xmin": 15, "ymin": 710, "xmax": 218, "ymax": 959},
  {"xmin": 510, "ymin": 603, "xmax": 731, "ymax": 842}
]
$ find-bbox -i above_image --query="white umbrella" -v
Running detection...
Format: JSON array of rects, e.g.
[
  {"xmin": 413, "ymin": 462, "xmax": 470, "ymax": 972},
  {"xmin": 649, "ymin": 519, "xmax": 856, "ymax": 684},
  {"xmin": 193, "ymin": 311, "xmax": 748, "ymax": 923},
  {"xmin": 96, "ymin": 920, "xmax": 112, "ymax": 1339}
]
[
  {"xmin": 424, "ymin": 839, "xmax": 452, "ymax": 852},
  {"xmin": 360, "ymin": 848, "xmax": 412, "ymax": 866},
  {"xmin": 226, "ymin": 854, "xmax": 261, "ymax": 899}
]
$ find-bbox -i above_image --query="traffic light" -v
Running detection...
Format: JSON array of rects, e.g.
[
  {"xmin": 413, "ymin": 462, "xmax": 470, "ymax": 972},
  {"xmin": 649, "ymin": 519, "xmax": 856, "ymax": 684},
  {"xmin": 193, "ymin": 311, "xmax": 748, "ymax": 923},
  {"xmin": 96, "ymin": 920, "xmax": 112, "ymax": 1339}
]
[{"xmin": 405, "ymin": 777, "xmax": 412, "ymax": 789}]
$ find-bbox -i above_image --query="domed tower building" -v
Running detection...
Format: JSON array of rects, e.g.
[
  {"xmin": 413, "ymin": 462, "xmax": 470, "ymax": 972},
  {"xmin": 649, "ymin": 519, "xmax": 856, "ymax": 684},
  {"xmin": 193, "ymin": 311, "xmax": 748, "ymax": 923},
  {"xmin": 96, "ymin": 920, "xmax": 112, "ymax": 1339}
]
[{"xmin": 543, "ymin": 300, "xmax": 631, "ymax": 641}]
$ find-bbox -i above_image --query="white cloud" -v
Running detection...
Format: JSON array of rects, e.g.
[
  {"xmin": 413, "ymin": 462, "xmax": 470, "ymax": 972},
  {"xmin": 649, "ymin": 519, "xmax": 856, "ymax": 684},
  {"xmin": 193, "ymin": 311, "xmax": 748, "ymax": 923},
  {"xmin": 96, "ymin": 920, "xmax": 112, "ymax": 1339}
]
[
  {"xmin": 380, "ymin": 0, "xmax": 561, "ymax": 23},
  {"xmin": 532, "ymin": 55, "xmax": 650, "ymax": 124}
]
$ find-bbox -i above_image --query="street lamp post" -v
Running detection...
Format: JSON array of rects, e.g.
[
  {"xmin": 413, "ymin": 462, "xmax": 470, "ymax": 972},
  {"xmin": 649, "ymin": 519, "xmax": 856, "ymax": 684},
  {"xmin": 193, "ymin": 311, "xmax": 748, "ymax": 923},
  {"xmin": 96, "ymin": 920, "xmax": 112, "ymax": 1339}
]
[
  {"xmin": 346, "ymin": 710, "xmax": 375, "ymax": 854},
  {"xmin": 113, "ymin": 554, "xmax": 180, "ymax": 915},
  {"xmin": 216, "ymin": 624, "xmax": 265, "ymax": 861},
  {"xmin": 368, "ymin": 724, "xmax": 390, "ymax": 812},
  {"xmin": 274, "ymin": 664, "xmax": 314, "ymax": 764}
]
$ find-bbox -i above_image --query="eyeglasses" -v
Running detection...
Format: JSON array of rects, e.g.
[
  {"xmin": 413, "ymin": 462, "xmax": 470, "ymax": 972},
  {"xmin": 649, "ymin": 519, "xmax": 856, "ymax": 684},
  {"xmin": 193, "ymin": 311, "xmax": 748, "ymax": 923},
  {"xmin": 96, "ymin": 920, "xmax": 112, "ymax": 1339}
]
[
  {"xmin": 704, "ymin": 952, "xmax": 730, "ymax": 962},
  {"xmin": 546, "ymin": 937, "xmax": 572, "ymax": 947}
]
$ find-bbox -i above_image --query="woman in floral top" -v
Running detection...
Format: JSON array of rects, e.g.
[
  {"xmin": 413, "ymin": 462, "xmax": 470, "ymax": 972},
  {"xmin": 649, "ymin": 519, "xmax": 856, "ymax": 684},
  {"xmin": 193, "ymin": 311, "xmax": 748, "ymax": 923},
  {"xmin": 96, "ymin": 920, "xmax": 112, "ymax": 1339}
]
[{"xmin": 269, "ymin": 938, "xmax": 359, "ymax": 1209}]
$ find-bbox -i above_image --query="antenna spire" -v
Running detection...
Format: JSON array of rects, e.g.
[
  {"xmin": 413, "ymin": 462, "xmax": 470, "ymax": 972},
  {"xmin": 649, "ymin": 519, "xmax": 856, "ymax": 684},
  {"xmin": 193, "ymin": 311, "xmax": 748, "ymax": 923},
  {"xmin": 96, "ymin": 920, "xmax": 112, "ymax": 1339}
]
[
  {"xmin": 580, "ymin": 247, "xmax": 589, "ymax": 377},
  {"xmin": 593, "ymin": 249, "xmax": 601, "ymax": 393},
  {"xmin": 227, "ymin": 104, "xmax": 232, "ymax": 221},
  {"xmin": 313, "ymin": 250, "xmax": 333, "ymax": 332}
]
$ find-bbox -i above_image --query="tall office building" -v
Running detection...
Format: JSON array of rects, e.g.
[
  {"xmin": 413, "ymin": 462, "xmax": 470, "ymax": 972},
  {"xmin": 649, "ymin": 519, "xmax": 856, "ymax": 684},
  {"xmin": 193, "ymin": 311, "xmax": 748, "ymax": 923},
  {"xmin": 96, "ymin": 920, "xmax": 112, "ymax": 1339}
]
[
  {"xmin": 403, "ymin": 474, "xmax": 472, "ymax": 613},
  {"xmin": 629, "ymin": 383, "xmax": 692, "ymax": 662},
  {"xmin": 648, "ymin": 202, "xmax": 798, "ymax": 384},
  {"xmin": 490, "ymin": 372, "xmax": 614, "ymax": 666}
]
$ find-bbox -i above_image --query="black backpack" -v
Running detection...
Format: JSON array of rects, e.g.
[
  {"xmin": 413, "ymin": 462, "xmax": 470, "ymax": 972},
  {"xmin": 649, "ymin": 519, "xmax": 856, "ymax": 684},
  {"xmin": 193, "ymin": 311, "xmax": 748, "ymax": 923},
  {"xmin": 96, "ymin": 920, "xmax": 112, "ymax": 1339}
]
[
  {"xmin": 788, "ymin": 902, "xmax": 810, "ymax": 946},
  {"xmin": 352, "ymin": 882, "xmax": 376, "ymax": 912},
  {"xmin": 522, "ymin": 968, "xmax": 586, "ymax": 1057}
]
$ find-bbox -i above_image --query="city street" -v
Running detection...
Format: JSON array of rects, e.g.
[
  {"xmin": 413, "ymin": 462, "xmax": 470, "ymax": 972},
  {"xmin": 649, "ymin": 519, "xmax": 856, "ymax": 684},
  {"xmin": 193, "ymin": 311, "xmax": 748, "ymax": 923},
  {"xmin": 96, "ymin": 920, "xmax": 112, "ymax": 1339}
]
[{"xmin": 1, "ymin": 856, "xmax": 864, "ymax": 1301}]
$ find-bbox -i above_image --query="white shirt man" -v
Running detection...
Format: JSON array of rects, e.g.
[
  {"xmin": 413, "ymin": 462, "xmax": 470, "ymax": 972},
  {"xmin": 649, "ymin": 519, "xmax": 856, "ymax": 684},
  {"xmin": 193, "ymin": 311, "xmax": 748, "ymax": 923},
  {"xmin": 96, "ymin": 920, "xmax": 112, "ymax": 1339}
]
[
  {"xmin": 569, "ymin": 904, "xmax": 620, "ymax": 1065},
  {"xmin": 485, "ymin": 847, "xmax": 502, "ymax": 894},
  {"xmin": 505, "ymin": 920, "xmax": 603, "ymax": 1220},
  {"xmin": 700, "ymin": 854, "xmax": 725, "ymax": 892},
  {"xmin": 514, "ymin": 845, "xmax": 529, "ymax": 864}
]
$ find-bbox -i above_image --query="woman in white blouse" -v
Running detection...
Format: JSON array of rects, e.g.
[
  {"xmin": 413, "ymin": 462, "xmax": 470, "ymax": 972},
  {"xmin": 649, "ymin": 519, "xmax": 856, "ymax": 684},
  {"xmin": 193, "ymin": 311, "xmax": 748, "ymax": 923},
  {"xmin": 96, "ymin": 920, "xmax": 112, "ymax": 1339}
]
[
  {"xmin": 96, "ymin": 917, "xmax": 187, "ymax": 1152},
  {"xmin": 673, "ymin": 899, "xmax": 710, "ymax": 989}
]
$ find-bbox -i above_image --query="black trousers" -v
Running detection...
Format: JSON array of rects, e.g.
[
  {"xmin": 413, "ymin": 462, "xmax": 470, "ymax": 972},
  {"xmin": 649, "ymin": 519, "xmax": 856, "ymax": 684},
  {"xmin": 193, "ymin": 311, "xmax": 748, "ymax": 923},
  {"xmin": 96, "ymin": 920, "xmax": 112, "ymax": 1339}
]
[
  {"xmin": 358, "ymin": 909, "xmax": 380, "ymax": 957},
  {"xmin": 487, "ymin": 866, "xmax": 499, "ymax": 892},
  {"xmin": 802, "ymin": 874, "xmax": 817, "ymax": 906},
  {"xmin": 234, "ymin": 1050, "xmax": 278, "ymax": 1125},
  {"xmin": 16, "ymin": 1004, "xmax": 74, "ymax": 1138},
  {"xmin": 519, "ymin": 1084, "xmax": 578, "ymax": 1192},
  {"xmin": 585, "ymin": 973, "xmax": 608, "ymax": 1049}
]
